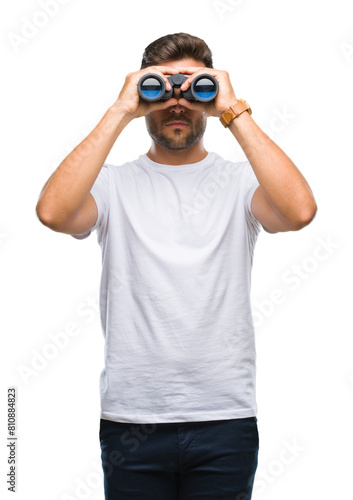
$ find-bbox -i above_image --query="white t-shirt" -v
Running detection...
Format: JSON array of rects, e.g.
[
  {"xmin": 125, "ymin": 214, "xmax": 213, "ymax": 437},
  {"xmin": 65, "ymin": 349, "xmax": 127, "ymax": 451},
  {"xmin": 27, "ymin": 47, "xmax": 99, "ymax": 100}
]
[{"xmin": 72, "ymin": 151, "xmax": 262, "ymax": 423}]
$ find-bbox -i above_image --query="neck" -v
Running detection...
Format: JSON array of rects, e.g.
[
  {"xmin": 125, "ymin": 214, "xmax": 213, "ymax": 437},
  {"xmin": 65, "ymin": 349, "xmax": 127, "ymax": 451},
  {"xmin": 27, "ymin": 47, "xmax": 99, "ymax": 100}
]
[{"xmin": 146, "ymin": 140, "xmax": 208, "ymax": 165}]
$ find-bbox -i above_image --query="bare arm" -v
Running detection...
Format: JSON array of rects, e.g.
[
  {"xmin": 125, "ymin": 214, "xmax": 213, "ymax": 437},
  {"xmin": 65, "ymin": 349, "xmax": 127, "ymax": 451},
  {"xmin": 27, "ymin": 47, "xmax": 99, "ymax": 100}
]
[
  {"xmin": 176, "ymin": 65, "xmax": 318, "ymax": 233},
  {"xmin": 228, "ymin": 111, "xmax": 317, "ymax": 232},
  {"xmin": 36, "ymin": 106, "xmax": 132, "ymax": 234},
  {"xmin": 35, "ymin": 66, "xmax": 181, "ymax": 235}
]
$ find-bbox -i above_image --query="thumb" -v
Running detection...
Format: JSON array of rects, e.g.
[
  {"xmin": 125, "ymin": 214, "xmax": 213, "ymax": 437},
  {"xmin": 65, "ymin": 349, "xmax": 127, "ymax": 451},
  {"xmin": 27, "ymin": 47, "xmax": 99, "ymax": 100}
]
[{"xmin": 177, "ymin": 98, "xmax": 204, "ymax": 112}]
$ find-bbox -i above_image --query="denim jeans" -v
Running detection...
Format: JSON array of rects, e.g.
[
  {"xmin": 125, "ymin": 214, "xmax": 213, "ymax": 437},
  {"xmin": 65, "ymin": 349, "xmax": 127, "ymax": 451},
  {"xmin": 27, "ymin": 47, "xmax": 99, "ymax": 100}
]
[{"xmin": 99, "ymin": 416, "xmax": 259, "ymax": 499}]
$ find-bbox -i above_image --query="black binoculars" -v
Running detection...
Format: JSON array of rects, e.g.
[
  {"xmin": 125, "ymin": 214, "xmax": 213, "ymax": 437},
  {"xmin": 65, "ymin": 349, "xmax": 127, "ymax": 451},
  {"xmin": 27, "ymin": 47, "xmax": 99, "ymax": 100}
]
[{"xmin": 138, "ymin": 72, "xmax": 219, "ymax": 102}]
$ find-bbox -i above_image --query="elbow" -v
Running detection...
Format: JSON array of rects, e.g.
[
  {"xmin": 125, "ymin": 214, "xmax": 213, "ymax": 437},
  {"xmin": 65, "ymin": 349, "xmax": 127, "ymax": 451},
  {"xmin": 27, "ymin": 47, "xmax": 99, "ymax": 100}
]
[
  {"xmin": 36, "ymin": 203, "xmax": 60, "ymax": 230},
  {"xmin": 292, "ymin": 200, "xmax": 318, "ymax": 231},
  {"xmin": 36, "ymin": 206, "xmax": 53, "ymax": 229}
]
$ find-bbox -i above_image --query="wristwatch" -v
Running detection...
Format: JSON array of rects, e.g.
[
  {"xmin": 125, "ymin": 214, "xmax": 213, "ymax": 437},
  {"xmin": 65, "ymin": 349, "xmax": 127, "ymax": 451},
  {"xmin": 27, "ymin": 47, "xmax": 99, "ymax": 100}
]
[{"xmin": 220, "ymin": 99, "xmax": 252, "ymax": 127}]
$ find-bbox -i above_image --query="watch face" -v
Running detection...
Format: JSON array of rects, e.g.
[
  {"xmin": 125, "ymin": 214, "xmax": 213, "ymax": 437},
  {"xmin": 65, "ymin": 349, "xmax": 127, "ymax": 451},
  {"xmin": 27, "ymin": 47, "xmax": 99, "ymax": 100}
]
[
  {"xmin": 225, "ymin": 110, "xmax": 234, "ymax": 122},
  {"xmin": 221, "ymin": 99, "xmax": 251, "ymax": 126}
]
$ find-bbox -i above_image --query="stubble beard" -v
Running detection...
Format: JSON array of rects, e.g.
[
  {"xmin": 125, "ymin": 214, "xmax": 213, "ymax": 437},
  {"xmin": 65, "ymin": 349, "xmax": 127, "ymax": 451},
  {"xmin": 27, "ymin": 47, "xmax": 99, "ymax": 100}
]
[{"xmin": 145, "ymin": 114, "xmax": 207, "ymax": 151}]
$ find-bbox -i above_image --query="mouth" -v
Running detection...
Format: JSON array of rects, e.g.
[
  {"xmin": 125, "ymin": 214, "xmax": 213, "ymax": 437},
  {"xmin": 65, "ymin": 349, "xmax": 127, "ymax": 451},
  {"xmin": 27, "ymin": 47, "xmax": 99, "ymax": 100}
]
[{"xmin": 165, "ymin": 121, "xmax": 189, "ymax": 128}]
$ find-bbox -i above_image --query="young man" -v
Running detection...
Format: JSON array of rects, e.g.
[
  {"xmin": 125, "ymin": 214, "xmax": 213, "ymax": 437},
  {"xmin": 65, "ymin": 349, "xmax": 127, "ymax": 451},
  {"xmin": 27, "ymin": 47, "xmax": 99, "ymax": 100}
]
[{"xmin": 36, "ymin": 33, "xmax": 317, "ymax": 499}]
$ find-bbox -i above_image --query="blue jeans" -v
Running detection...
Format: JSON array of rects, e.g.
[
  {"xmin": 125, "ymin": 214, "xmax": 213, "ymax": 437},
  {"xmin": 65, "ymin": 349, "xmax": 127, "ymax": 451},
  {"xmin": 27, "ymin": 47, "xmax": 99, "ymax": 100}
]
[{"xmin": 99, "ymin": 416, "xmax": 259, "ymax": 499}]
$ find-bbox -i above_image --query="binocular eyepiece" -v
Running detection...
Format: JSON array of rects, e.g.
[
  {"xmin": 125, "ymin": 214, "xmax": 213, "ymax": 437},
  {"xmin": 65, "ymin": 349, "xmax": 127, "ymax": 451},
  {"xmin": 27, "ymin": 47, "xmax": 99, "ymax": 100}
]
[{"xmin": 138, "ymin": 73, "xmax": 219, "ymax": 102}]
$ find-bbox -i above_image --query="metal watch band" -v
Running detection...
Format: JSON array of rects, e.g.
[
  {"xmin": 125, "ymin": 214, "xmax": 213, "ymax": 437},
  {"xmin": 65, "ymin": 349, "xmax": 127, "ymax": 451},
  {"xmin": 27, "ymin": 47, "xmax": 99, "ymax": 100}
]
[{"xmin": 219, "ymin": 99, "xmax": 252, "ymax": 127}]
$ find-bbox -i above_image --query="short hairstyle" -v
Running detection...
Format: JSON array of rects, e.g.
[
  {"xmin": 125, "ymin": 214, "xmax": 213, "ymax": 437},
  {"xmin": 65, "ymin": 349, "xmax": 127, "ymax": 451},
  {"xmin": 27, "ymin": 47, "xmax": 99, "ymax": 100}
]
[{"xmin": 140, "ymin": 32, "xmax": 214, "ymax": 69}]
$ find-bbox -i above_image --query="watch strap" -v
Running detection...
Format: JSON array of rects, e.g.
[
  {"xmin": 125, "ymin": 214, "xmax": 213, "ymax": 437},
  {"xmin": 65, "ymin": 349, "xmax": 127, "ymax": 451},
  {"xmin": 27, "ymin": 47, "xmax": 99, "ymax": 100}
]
[{"xmin": 220, "ymin": 99, "xmax": 252, "ymax": 127}]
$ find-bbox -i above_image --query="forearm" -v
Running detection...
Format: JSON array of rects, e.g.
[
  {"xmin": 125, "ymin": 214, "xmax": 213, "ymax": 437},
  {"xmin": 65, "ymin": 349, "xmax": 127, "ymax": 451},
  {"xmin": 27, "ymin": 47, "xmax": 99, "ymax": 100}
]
[
  {"xmin": 228, "ymin": 110, "xmax": 317, "ymax": 224},
  {"xmin": 36, "ymin": 103, "xmax": 132, "ymax": 225}
]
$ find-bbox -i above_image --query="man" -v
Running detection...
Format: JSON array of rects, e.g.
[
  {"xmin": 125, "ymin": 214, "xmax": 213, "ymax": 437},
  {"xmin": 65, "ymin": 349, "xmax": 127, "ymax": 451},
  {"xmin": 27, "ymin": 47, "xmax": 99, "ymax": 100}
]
[{"xmin": 36, "ymin": 32, "xmax": 317, "ymax": 499}]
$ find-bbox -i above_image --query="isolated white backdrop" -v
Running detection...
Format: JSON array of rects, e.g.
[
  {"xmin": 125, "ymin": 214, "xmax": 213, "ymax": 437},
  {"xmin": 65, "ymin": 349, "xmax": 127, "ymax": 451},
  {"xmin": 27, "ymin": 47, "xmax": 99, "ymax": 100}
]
[{"xmin": 1, "ymin": 0, "xmax": 353, "ymax": 498}]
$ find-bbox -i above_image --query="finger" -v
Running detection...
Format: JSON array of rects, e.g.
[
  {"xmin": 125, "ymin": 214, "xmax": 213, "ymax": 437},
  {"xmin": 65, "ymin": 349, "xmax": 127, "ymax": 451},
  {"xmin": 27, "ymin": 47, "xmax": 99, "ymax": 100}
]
[
  {"xmin": 149, "ymin": 66, "xmax": 185, "ymax": 74},
  {"xmin": 144, "ymin": 66, "xmax": 182, "ymax": 90},
  {"xmin": 175, "ymin": 66, "xmax": 207, "ymax": 73},
  {"xmin": 151, "ymin": 66, "xmax": 184, "ymax": 73},
  {"xmin": 141, "ymin": 69, "xmax": 172, "ymax": 91},
  {"xmin": 177, "ymin": 98, "xmax": 206, "ymax": 112},
  {"xmin": 148, "ymin": 97, "xmax": 179, "ymax": 112},
  {"xmin": 146, "ymin": 66, "xmax": 190, "ymax": 90},
  {"xmin": 179, "ymin": 69, "xmax": 217, "ymax": 91}
]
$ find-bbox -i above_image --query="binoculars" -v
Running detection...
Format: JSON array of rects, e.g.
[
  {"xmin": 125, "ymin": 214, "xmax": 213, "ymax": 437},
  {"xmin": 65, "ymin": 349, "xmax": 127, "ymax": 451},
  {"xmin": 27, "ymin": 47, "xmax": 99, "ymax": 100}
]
[{"xmin": 138, "ymin": 72, "xmax": 219, "ymax": 102}]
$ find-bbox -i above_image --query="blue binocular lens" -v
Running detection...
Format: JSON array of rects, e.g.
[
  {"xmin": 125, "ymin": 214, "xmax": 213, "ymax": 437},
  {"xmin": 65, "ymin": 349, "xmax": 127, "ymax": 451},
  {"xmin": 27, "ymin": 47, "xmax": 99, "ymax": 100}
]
[
  {"xmin": 192, "ymin": 77, "xmax": 217, "ymax": 101},
  {"xmin": 139, "ymin": 76, "xmax": 164, "ymax": 100}
]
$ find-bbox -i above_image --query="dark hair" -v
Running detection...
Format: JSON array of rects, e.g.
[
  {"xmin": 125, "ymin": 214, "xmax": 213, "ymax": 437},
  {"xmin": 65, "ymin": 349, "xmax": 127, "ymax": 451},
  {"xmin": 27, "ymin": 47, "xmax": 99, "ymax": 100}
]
[{"xmin": 140, "ymin": 32, "xmax": 213, "ymax": 69}]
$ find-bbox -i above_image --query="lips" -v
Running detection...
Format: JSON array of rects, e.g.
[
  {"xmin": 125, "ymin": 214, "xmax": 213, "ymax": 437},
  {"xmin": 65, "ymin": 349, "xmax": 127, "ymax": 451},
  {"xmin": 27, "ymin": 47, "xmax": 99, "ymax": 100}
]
[{"xmin": 165, "ymin": 121, "xmax": 189, "ymax": 127}]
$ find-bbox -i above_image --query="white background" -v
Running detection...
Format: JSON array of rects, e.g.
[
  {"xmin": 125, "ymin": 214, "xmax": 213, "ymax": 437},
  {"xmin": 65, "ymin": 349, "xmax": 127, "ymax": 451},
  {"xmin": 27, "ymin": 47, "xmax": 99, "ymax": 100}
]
[{"xmin": 1, "ymin": 0, "xmax": 353, "ymax": 498}]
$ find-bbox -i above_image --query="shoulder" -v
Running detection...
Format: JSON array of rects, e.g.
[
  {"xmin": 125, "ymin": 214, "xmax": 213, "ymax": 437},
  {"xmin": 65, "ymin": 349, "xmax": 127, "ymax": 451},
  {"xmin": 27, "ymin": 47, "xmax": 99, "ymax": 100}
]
[
  {"xmin": 209, "ymin": 152, "xmax": 252, "ymax": 182},
  {"xmin": 101, "ymin": 156, "xmax": 143, "ymax": 179}
]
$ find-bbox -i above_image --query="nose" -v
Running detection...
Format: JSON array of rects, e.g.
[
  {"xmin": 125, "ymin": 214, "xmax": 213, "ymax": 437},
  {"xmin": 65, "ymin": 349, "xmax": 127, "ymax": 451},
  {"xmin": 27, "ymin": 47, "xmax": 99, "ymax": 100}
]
[
  {"xmin": 173, "ymin": 87, "xmax": 182, "ymax": 99},
  {"xmin": 169, "ymin": 88, "xmax": 185, "ymax": 113}
]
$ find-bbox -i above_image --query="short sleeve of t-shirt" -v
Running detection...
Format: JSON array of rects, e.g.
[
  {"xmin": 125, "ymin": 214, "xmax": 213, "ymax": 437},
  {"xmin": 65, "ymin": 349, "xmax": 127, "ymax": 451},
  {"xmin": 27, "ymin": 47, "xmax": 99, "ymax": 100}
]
[
  {"xmin": 242, "ymin": 161, "xmax": 261, "ymax": 235},
  {"xmin": 71, "ymin": 164, "xmax": 110, "ymax": 241}
]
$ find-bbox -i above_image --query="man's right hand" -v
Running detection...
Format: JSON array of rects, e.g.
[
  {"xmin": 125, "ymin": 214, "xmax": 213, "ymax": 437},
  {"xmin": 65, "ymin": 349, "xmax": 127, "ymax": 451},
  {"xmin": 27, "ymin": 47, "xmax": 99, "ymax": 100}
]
[
  {"xmin": 36, "ymin": 65, "xmax": 183, "ymax": 237},
  {"xmin": 114, "ymin": 66, "xmax": 182, "ymax": 119}
]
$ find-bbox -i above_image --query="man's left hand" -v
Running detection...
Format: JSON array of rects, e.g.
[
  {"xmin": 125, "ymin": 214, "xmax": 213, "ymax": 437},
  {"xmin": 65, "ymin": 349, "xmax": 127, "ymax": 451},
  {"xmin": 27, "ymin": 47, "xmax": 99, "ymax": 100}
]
[{"xmin": 175, "ymin": 66, "xmax": 238, "ymax": 117}]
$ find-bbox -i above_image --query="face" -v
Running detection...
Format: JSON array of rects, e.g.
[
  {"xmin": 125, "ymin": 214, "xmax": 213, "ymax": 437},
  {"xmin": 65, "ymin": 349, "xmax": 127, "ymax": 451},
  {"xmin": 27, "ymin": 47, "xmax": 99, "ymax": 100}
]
[{"xmin": 144, "ymin": 59, "xmax": 208, "ymax": 151}]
